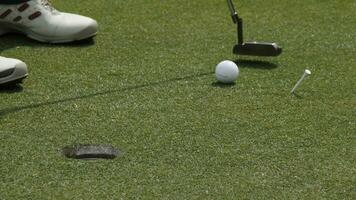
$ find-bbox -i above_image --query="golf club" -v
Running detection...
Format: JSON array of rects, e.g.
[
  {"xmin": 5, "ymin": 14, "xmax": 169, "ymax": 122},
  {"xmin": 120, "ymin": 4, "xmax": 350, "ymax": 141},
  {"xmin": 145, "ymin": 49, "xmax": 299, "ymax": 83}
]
[
  {"xmin": 291, "ymin": 69, "xmax": 311, "ymax": 94},
  {"xmin": 226, "ymin": 0, "xmax": 282, "ymax": 57}
]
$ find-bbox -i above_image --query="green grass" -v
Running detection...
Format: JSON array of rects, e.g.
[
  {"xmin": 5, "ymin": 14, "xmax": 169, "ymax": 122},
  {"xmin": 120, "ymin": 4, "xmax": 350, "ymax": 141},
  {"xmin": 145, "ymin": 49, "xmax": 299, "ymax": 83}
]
[{"xmin": 0, "ymin": 0, "xmax": 355, "ymax": 199}]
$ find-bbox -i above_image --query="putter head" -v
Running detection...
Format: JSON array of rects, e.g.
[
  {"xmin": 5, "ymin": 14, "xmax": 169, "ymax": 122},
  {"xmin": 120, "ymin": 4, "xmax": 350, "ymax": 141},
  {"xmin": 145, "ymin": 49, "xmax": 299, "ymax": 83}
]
[{"xmin": 233, "ymin": 41, "xmax": 282, "ymax": 57}]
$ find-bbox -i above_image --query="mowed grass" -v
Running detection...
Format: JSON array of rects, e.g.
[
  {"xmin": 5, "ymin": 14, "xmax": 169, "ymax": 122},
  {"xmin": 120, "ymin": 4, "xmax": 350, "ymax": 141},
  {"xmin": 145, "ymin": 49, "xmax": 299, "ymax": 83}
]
[{"xmin": 0, "ymin": 0, "xmax": 355, "ymax": 199}]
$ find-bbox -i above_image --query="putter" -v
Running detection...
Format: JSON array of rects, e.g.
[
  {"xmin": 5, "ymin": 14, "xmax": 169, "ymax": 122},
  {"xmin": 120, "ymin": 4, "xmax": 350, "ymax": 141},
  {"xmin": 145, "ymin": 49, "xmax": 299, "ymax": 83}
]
[{"xmin": 226, "ymin": 0, "xmax": 282, "ymax": 57}]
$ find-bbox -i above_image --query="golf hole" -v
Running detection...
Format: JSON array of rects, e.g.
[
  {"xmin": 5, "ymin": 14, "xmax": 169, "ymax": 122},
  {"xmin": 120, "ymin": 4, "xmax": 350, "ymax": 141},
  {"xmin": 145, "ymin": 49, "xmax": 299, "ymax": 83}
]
[{"xmin": 62, "ymin": 144, "xmax": 122, "ymax": 160}]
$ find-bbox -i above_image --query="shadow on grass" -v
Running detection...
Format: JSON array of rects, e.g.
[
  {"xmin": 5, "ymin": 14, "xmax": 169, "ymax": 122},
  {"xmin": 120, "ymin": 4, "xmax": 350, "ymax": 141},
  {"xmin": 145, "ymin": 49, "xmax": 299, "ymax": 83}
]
[
  {"xmin": 0, "ymin": 84, "xmax": 23, "ymax": 93},
  {"xmin": 235, "ymin": 59, "xmax": 278, "ymax": 70},
  {"xmin": 0, "ymin": 33, "xmax": 95, "ymax": 52},
  {"xmin": 0, "ymin": 71, "xmax": 214, "ymax": 117},
  {"xmin": 211, "ymin": 82, "xmax": 236, "ymax": 88},
  {"xmin": 291, "ymin": 92, "xmax": 304, "ymax": 99}
]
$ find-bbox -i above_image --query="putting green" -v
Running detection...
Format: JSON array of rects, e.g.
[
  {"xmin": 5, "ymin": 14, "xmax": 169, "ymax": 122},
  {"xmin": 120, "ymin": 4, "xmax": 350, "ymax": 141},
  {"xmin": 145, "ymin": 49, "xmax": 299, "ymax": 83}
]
[{"xmin": 0, "ymin": 0, "xmax": 355, "ymax": 199}]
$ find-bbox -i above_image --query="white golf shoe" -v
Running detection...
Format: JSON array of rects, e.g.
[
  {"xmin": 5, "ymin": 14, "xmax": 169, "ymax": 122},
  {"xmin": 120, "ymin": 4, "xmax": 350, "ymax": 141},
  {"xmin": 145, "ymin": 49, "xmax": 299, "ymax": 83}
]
[
  {"xmin": 0, "ymin": 56, "xmax": 28, "ymax": 85},
  {"xmin": 0, "ymin": 0, "xmax": 98, "ymax": 43}
]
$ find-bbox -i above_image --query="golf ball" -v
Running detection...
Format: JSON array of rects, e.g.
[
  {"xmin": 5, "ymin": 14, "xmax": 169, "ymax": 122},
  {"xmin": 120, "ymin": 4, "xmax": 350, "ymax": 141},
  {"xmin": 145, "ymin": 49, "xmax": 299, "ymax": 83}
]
[{"xmin": 215, "ymin": 60, "xmax": 239, "ymax": 83}]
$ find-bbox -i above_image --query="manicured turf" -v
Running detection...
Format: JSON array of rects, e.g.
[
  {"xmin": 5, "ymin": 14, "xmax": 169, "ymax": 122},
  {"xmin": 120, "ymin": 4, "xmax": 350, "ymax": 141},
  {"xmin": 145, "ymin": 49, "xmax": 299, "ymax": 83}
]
[{"xmin": 0, "ymin": 0, "xmax": 355, "ymax": 199}]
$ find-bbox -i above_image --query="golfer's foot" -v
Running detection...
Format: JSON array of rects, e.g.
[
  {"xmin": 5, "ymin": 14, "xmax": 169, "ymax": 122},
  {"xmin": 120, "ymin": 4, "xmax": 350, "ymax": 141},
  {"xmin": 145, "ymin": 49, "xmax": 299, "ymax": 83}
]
[
  {"xmin": 0, "ymin": 56, "xmax": 28, "ymax": 85},
  {"xmin": 0, "ymin": 0, "xmax": 98, "ymax": 43}
]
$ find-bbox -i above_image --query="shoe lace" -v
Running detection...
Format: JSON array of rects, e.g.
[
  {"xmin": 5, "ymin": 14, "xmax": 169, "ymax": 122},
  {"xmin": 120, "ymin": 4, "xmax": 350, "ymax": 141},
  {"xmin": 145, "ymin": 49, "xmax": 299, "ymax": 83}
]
[{"xmin": 40, "ymin": 0, "xmax": 56, "ymax": 12}]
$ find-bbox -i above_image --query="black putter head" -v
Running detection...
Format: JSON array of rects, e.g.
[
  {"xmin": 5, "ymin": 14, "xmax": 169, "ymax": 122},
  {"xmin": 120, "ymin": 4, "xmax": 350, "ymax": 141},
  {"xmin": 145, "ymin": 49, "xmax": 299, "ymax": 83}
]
[
  {"xmin": 233, "ymin": 42, "xmax": 282, "ymax": 56},
  {"xmin": 227, "ymin": 0, "xmax": 282, "ymax": 57}
]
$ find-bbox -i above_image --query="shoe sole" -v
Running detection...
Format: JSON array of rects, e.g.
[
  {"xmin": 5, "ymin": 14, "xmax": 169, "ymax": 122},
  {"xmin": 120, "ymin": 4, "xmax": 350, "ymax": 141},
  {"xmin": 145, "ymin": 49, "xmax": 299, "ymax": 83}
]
[
  {"xmin": 0, "ymin": 75, "xmax": 27, "ymax": 86},
  {"xmin": 0, "ymin": 61, "xmax": 28, "ymax": 85},
  {"xmin": 0, "ymin": 21, "xmax": 97, "ymax": 43},
  {"xmin": 0, "ymin": 73, "xmax": 28, "ymax": 85}
]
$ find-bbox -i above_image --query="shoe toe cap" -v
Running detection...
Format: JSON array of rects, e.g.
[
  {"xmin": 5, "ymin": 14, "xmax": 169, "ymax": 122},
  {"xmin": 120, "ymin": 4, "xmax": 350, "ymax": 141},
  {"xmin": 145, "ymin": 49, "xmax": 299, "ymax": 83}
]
[
  {"xmin": 55, "ymin": 13, "xmax": 99, "ymax": 38},
  {"xmin": 14, "ymin": 60, "xmax": 28, "ymax": 76},
  {"xmin": 76, "ymin": 17, "xmax": 98, "ymax": 38}
]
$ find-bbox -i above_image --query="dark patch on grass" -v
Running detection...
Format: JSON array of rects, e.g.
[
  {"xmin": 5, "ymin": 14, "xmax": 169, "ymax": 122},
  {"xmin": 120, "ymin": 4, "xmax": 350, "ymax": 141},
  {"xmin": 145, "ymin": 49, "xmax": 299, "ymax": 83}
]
[
  {"xmin": 0, "ymin": 72, "xmax": 213, "ymax": 116},
  {"xmin": 235, "ymin": 59, "xmax": 278, "ymax": 70},
  {"xmin": 291, "ymin": 92, "xmax": 304, "ymax": 99},
  {"xmin": 0, "ymin": 83, "xmax": 23, "ymax": 93},
  {"xmin": 211, "ymin": 81, "xmax": 236, "ymax": 88}
]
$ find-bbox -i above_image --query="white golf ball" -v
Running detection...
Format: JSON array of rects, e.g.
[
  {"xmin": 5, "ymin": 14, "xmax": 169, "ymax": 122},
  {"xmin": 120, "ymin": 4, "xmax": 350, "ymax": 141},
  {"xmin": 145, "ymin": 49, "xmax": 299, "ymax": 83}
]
[{"xmin": 215, "ymin": 60, "xmax": 239, "ymax": 83}]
